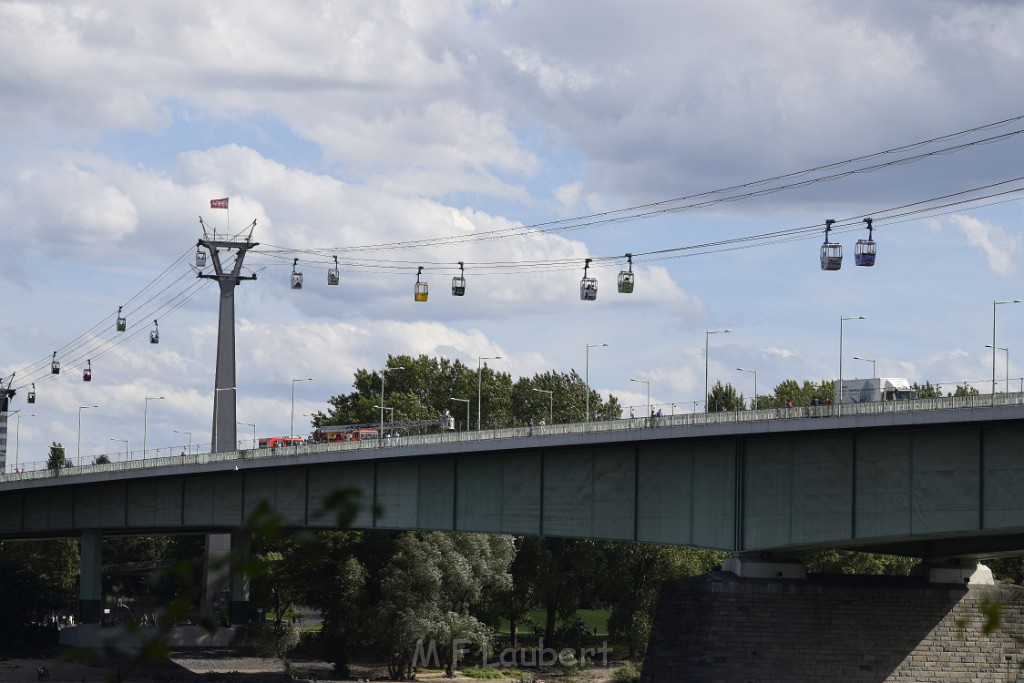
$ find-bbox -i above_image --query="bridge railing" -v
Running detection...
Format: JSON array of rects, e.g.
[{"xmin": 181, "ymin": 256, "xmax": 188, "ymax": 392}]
[{"xmin": 4, "ymin": 392, "xmax": 1024, "ymax": 482}]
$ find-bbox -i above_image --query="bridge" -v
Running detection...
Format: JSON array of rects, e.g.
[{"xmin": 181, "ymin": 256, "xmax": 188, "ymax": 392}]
[{"xmin": 3, "ymin": 393, "xmax": 1024, "ymax": 627}]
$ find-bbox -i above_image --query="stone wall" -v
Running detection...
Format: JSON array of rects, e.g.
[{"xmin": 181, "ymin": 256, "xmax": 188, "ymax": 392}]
[{"xmin": 641, "ymin": 572, "xmax": 1024, "ymax": 682}]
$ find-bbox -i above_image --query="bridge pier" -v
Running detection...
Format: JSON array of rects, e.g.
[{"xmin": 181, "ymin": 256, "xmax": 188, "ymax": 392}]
[
  {"xmin": 79, "ymin": 529, "xmax": 103, "ymax": 624},
  {"xmin": 642, "ymin": 567, "xmax": 1018, "ymax": 682}
]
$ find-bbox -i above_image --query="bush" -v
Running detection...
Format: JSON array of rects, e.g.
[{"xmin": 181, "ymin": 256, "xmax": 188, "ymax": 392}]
[
  {"xmin": 231, "ymin": 621, "xmax": 300, "ymax": 658},
  {"xmin": 612, "ymin": 660, "xmax": 642, "ymax": 683}
]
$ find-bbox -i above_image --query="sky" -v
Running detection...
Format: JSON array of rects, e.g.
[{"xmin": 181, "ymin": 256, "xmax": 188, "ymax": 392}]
[{"xmin": 2, "ymin": 0, "xmax": 1024, "ymax": 470}]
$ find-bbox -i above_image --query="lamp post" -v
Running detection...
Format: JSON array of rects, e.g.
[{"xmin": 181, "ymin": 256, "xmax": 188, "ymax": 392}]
[
  {"xmin": 630, "ymin": 378, "xmax": 650, "ymax": 419},
  {"xmin": 477, "ymin": 356, "xmax": 501, "ymax": 431},
  {"xmin": 852, "ymin": 356, "xmax": 876, "ymax": 379},
  {"xmin": 143, "ymin": 396, "xmax": 165, "ymax": 461},
  {"xmin": 77, "ymin": 404, "xmax": 98, "ymax": 466},
  {"xmin": 532, "ymin": 388, "xmax": 553, "ymax": 424},
  {"xmin": 238, "ymin": 422, "xmax": 256, "ymax": 449},
  {"xmin": 110, "ymin": 437, "xmax": 128, "ymax": 462},
  {"xmin": 450, "ymin": 398, "xmax": 470, "ymax": 432},
  {"xmin": 380, "ymin": 366, "xmax": 405, "ymax": 437},
  {"xmin": 986, "ymin": 345, "xmax": 1010, "ymax": 394},
  {"xmin": 14, "ymin": 411, "xmax": 35, "ymax": 472},
  {"xmin": 291, "ymin": 377, "xmax": 314, "ymax": 437},
  {"xmin": 993, "ymin": 300, "xmax": 1020, "ymax": 395},
  {"xmin": 375, "ymin": 405, "xmax": 394, "ymax": 436},
  {"xmin": 839, "ymin": 316, "xmax": 866, "ymax": 414},
  {"xmin": 737, "ymin": 367, "xmax": 757, "ymax": 410},
  {"xmin": 585, "ymin": 344, "xmax": 608, "ymax": 423},
  {"xmin": 705, "ymin": 330, "xmax": 730, "ymax": 412},
  {"xmin": 173, "ymin": 429, "xmax": 192, "ymax": 455}
]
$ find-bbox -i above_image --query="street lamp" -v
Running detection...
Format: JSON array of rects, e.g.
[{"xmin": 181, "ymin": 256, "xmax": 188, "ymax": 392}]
[
  {"xmin": 477, "ymin": 356, "xmax": 501, "ymax": 431},
  {"xmin": 705, "ymin": 330, "xmax": 730, "ymax": 412},
  {"xmin": 986, "ymin": 345, "xmax": 1010, "ymax": 394},
  {"xmin": 77, "ymin": 404, "xmax": 99, "ymax": 466},
  {"xmin": 993, "ymin": 300, "xmax": 1020, "ymax": 395},
  {"xmin": 532, "ymin": 388, "xmax": 553, "ymax": 424},
  {"xmin": 630, "ymin": 378, "xmax": 650, "ymax": 419},
  {"xmin": 291, "ymin": 378, "xmax": 314, "ymax": 437},
  {"xmin": 852, "ymin": 356, "xmax": 876, "ymax": 379},
  {"xmin": 450, "ymin": 398, "xmax": 470, "ymax": 432},
  {"xmin": 585, "ymin": 344, "xmax": 608, "ymax": 422},
  {"xmin": 173, "ymin": 429, "xmax": 192, "ymax": 455},
  {"xmin": 380, "ymin": 366, "xmax": 405, "ymax": 436},
  {"xmin": 14, "ymin": 411, "xmax": 35, "ymax": 472},
  {"xmin": 238, "ymin": 422, "xmax": 256, "ymax": 449},
  {"xmin": 839, "ymin": 316, "xmax": 866, "ymax": 414},
  {"xmin": 375, "ymin": 405, "xmax": 394, "ymax": 436},
  {"xmin": 737, "ymin": 367, "xmax": 757, "ymax": 410},
  {"xmin": 143, "ymin": 396, "xmax": 165, "ymax": 461},
  {"xmin": 110, "ymin": 437, "xmax": 128, "ymax": 462}
]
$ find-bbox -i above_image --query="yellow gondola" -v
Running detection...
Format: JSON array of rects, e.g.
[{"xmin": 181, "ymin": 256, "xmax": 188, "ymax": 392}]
[{"xmin": 415, "ymin": 266, "xmax": 429, "ymax": 302}]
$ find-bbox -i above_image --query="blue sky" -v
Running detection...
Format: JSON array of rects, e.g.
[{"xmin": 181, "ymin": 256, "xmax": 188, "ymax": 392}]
[{"xmin": 2, "ymin": 0, "xmax": 1024, "ymax": 470}]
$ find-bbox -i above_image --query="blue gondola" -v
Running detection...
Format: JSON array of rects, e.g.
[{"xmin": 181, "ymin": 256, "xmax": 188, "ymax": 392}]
[
  {"xmin": 415, "ymin": 266, "xmax": 428, "ymax": 302},
  {"xmin": 820, "ymin": 219, "xmax": 842, "ymax": 271},
  {"xmin": 580, "ymin": 258, "xmax": 597, "ymax": 301},
  {"xmin": 855, "ymin": 217, "xmax": 877, "ymax": 267}
]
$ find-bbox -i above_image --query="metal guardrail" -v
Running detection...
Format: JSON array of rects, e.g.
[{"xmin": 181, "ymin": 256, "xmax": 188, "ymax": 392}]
[{"xmin": 4, "ymin": 392, "xmax": 1024, "ymax": 483}]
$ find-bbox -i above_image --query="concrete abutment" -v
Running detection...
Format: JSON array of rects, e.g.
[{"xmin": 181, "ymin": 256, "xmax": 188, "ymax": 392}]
[{"xmin": 641, "ymin": 570, "xmax": 1024, "ymax": 682}]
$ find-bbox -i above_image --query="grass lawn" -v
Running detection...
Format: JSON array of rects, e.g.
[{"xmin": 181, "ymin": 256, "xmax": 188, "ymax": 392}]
[{"xmin": 494, "ymin": 609, "xmax": 609, "ymax": 636}]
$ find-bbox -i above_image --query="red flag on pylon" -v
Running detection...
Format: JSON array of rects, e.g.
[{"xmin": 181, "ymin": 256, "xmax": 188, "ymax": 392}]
[{"xmin": 210, "ymin": 197, "xmax": 229, "ymax": 209}]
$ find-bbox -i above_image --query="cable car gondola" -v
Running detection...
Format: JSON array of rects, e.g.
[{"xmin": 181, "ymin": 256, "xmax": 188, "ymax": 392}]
[
  {"xmin": 580, "ymin": 258, "xmax": 598, "ymax": 301},
  {"xmin": 116, "ymin": 305, "xmax": 126, "ymax": 332},
  {"xmin": 51, "ymin": 352, "xmax": 60, "ymax": 375},
  {"xmin": 150, "ymin": 319, "xmax": 160, "ymax": 344},
  {"xmin": 83, "ymin": 359, "xmax": 92, "ymax": 382},
  {"xmin": 195, "ymin": 247, "xmax": 207, "ymax": 268},
  {"xmin": 415, "ymin": 266, "xmax": 428, "ymax": 302},
  {"xmin": 855, "ymin": 217, "xmax": 877, "ymax": 267},
  {"xmin": 291, "ymin": 258, "xmax": 304, "ymax": 289},
  {"xmin": 820, "ymin": 219, "xmax": 842, "ymax": 271},
  {"xmin": 618, "ymin": 253, "xmax": 635, "ymax": 294},
  {"xmin": 328, "ymin": 255, "xmax": 340, "ymax": 285},
  {"xmin": 452, "ymin": 261, "xmax": 466, "ymax": 296},
  {"xmin": 27, "ymin": 383, "xmax": 36, "ymax": 404}
]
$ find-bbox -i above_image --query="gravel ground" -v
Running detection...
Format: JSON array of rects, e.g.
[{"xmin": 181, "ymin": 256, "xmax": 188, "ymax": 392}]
[{"xmin": 0, "ymin": 655, "xmax": 621, "ymax": 682}]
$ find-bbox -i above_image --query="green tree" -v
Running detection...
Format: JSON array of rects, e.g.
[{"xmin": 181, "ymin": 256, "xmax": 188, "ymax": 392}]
[
  {"xmin": 707, "ymin": 381, "xmax": 744, "ymax": 412},
  {"xmin": 954, "ymin": 384, "xmax": 980, "ymax": 397},
  {"xmin": 913, "ymin": 381, "xmax": 941, "ymax": 399},
  {"xmin": 801, "ymin": 550, "xmax": 917, "ymax": 576},
  {"xmin": 46, "ymin": 442, "xmax": 69, "ymax": 470}
]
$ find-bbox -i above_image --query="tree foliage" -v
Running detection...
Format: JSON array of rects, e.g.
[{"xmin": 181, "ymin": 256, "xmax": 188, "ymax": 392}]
[{"xmin": 310, "ymin": 354, "xmax": 621, "ymax": 435}]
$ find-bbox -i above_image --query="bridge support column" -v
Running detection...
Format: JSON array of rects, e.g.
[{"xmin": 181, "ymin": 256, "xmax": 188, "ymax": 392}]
[
  {"xmin": 79, "ymin": 529, "xmax": 102, "ymax": 624},
  {"xmin": 911, "ymin": 560, "xmax": 994, "ymax": 585},
  {"xmin": 229, "ymin": 531, "xmax": 251, "ymax": 625},
  {"xmin": 203, "ymin": 533, "xmax": 232, "ymax": 622}
]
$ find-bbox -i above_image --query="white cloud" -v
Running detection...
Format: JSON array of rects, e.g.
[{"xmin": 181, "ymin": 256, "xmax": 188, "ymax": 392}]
[{"xmin": 950, "ymin": 214, "xmax": 1019, "ymax": 277}]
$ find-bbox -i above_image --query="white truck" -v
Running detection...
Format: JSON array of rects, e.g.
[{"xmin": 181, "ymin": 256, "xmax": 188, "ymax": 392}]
[{"xmin": 837, "ymin": 377, "xmax": 917, "ymax": 404}]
